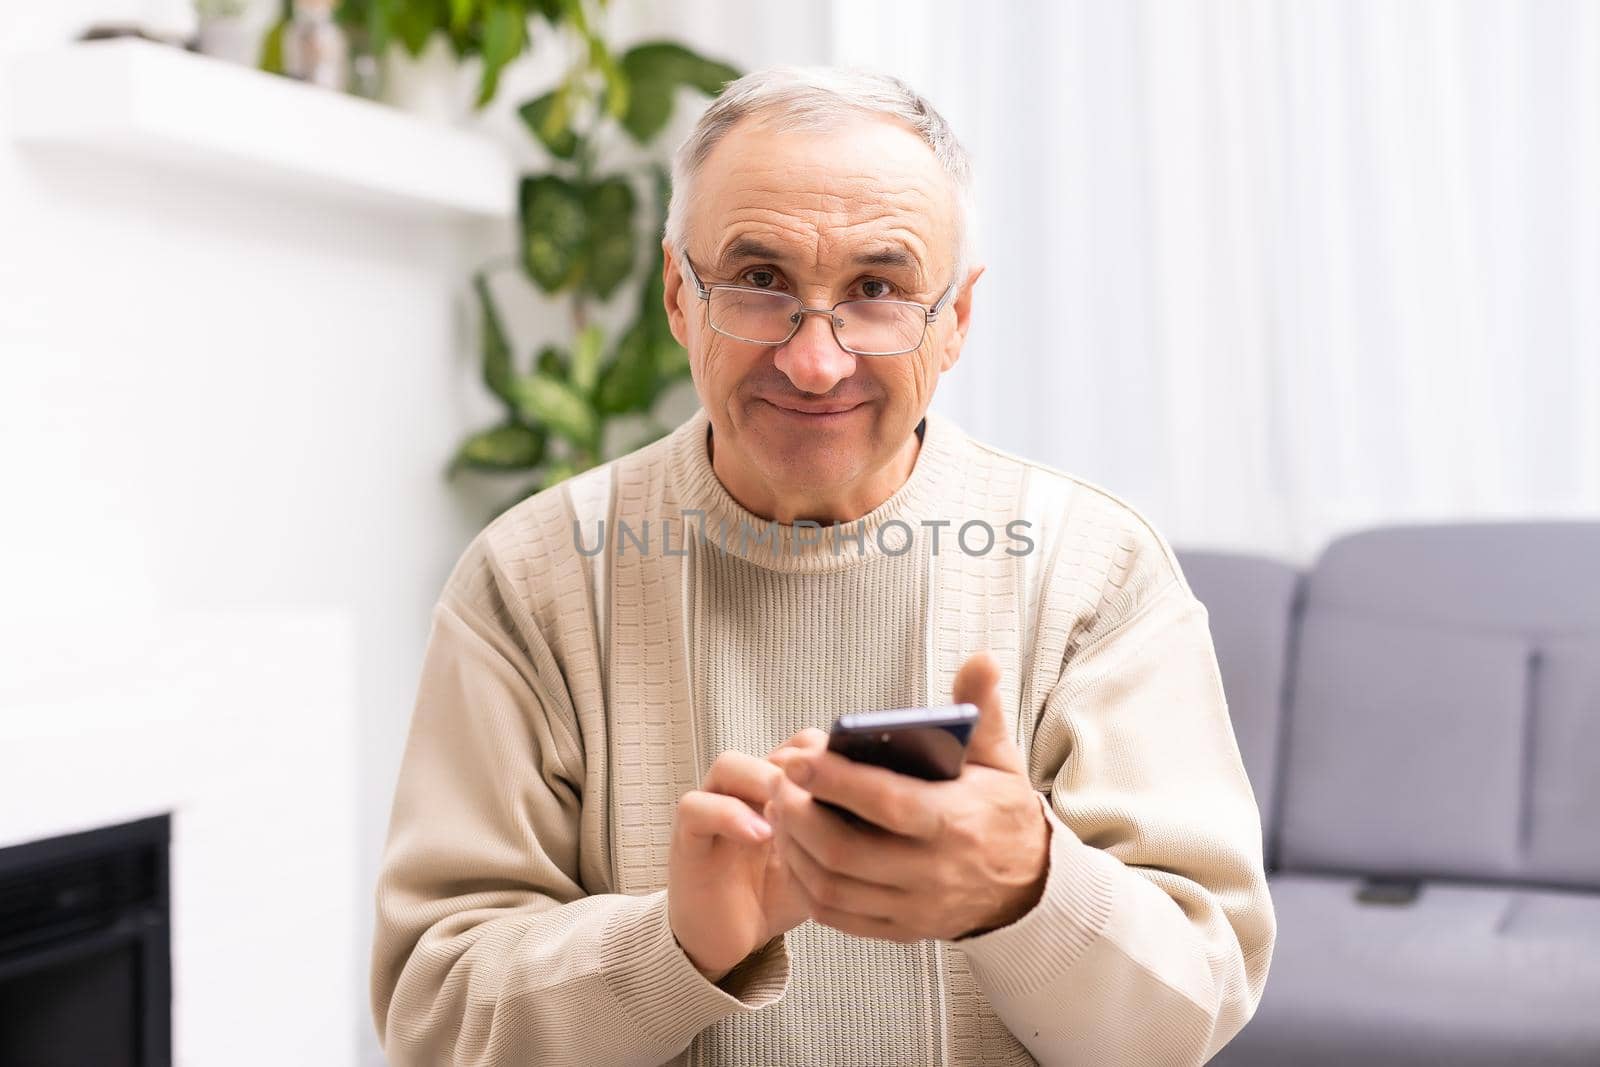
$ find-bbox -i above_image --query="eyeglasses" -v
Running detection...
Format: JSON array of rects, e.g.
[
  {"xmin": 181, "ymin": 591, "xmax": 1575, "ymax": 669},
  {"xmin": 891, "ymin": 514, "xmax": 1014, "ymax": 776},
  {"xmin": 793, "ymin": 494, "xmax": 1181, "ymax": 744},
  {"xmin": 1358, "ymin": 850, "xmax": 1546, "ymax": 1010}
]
[{"xmin": 680, "ymin": 253, "xmax": 958, "ymax": 357}]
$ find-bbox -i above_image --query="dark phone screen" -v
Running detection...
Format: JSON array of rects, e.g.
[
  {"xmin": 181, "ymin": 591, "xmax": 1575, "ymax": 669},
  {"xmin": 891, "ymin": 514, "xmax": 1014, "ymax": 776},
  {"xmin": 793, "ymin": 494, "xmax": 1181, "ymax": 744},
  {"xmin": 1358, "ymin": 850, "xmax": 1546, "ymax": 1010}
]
[{"xmin": 827, "ymin": 723, "xmax": 971, "ymax": 780}]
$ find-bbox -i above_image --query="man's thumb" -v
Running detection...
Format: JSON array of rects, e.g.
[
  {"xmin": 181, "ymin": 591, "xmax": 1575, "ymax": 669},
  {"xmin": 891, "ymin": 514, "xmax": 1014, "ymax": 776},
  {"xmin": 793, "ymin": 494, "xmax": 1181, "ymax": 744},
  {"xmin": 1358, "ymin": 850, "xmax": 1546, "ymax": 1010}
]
[{"xmin": 952, "ymin": 651, "xmax": 1022, "ymax": 772}]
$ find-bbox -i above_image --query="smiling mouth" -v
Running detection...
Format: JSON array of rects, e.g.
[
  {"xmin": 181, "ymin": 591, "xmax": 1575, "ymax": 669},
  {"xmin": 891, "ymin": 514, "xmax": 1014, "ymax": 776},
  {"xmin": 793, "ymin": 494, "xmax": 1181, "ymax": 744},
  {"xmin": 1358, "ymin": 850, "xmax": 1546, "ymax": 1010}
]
[{"xmin": 762, "ymin": 399, "xmax": 865, "ymax": 416}]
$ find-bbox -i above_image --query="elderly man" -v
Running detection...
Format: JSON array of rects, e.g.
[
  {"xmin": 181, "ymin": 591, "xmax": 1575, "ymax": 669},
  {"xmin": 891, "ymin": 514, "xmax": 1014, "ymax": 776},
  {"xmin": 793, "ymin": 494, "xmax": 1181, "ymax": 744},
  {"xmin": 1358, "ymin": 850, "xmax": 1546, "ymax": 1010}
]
[{"xmin": 370, "ymin": 66, "xmax": 1274, "ymax": 1066}]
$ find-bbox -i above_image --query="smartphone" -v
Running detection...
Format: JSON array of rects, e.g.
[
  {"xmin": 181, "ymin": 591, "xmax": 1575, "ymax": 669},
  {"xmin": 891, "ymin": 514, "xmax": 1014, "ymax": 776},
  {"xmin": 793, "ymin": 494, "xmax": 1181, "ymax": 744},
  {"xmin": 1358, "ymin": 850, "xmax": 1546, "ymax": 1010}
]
[{"xmin": 825, "ymin": 703, "xmax": 980, "ymax": 781}]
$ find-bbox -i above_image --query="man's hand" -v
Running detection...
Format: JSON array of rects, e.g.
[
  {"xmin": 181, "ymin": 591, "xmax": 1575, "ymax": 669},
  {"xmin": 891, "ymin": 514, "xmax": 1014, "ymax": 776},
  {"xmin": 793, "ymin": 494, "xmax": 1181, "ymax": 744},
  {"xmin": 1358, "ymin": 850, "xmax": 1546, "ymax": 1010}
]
[
  {"xmin": 667, "ymin": 742, "xmax": 812, "ymax": 983},
  {"xmin": 767, "ymin": 651, "xmax": 1050, "ymax": 942}
]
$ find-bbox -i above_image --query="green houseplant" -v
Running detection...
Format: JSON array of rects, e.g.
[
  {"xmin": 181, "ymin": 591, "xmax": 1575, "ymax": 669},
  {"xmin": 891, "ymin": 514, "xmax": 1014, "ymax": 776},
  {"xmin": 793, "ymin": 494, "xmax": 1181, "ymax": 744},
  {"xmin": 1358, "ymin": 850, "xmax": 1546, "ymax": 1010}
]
[
  {"xmin": 458, "ymin": 36, "xmax": 737, "ymax": 512},
  {"xmin": 262, "ymin": 2, "xmax": 737, "ymax": 514}
]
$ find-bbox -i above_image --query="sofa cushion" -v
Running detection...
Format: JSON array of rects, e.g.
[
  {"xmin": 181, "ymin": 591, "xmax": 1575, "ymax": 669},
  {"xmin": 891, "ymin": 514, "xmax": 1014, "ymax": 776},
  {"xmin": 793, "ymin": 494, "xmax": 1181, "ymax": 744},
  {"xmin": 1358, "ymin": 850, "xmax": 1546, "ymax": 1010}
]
[
  {"xmin": 1211, "ymin": 874, "xmax": 1600, "ymax": 1066},
  {"xmin": 1305, "ymin": 523, "xmax": 1600, "ymax": 632},
  {"xmin": 1278, "ymin": 612, "xmax": 1532, "ymax": 880},
  {"xmin": 1281, "ymin": 521, "xmax": 1600, "ymax": 887},
  {"xmin": 1527, "ymin": 635, "xmax": 1600, "ymax": 887},
  {"xmin": 1176, "ymin": 550, "xmax": 1301, "ymax": 864}
]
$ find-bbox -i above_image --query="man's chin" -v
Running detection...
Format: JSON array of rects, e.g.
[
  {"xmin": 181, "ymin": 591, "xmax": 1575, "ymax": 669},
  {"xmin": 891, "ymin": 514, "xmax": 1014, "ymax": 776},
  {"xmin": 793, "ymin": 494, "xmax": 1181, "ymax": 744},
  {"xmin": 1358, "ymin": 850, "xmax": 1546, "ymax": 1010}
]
[
  {"xmin": 749, "ymin": 450, "xmax": 864, "ymax": 497},
  {"xmin": 743, "ymin": 437, "xmax": 871, "ymax": 498}
]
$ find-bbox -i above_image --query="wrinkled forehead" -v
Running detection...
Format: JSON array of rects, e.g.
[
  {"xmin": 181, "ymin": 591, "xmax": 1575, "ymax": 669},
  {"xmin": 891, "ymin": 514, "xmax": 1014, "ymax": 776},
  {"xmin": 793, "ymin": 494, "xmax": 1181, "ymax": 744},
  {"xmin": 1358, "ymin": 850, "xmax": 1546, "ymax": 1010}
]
[{"xmin": 688, "ymin": 112, "xmax": 960, "ymax": 290}]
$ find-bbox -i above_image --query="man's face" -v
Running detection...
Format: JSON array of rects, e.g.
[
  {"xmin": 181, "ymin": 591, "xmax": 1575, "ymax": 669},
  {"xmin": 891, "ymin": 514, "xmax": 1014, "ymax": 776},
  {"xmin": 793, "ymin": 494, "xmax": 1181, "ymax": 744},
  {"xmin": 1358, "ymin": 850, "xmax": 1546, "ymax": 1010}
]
[{"xmin": 664, "ymin": 113, "xmax": 981, "ymax": 515}]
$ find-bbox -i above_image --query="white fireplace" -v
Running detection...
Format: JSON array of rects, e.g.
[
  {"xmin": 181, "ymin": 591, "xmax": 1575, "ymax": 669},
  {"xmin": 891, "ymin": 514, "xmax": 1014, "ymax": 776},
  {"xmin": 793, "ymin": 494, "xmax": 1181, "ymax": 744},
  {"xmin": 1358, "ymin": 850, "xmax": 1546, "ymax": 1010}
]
[{"xmin": 0, "ymin": 607, "xmax": 359, "ymax": 1065}]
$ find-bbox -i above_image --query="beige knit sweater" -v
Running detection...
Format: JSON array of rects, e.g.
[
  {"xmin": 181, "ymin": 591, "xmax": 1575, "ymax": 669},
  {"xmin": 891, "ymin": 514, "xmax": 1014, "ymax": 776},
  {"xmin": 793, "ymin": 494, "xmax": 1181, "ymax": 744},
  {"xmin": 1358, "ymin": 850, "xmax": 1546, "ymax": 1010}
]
[{"xmin": 370, "ymin": 406, "xmax": 1275, "ymax": 1066}]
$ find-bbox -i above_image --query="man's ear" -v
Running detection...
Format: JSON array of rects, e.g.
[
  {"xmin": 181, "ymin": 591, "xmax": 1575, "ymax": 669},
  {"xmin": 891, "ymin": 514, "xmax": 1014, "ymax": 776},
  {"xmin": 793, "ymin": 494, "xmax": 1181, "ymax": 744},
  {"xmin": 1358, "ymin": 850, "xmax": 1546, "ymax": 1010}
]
[
  {"xmin": 662, "ymin": 239, "xmax": 689, "ymax": 348},
  {"xmin": 938, "ymin": 263, "xmax": 985, "ymax": 373}
]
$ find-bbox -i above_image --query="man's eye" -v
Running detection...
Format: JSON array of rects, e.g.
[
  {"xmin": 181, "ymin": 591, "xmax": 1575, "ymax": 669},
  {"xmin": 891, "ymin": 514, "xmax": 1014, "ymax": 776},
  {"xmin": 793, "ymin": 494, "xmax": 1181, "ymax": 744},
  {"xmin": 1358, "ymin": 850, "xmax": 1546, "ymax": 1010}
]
[
  {"xmin": 860, "ymin": 278, "xmax": 894, "ymax": 299},
  {"xmin": 743, "ymin": 268, "xmax": 779, "ymax": 288}
]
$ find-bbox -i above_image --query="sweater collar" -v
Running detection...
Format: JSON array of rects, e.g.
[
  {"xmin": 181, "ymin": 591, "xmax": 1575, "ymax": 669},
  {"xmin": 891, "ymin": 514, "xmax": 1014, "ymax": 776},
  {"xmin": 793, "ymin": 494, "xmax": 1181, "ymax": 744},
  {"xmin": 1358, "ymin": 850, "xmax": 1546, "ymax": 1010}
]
[{"xmin": 665, "ymin": 406, "xmax": 963, "ymax": 573}]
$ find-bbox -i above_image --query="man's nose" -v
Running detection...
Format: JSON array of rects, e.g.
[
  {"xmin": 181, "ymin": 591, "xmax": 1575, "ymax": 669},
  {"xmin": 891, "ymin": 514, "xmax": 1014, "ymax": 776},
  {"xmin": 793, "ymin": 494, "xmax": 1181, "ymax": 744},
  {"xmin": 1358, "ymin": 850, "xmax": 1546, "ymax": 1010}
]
[{"xmin": 772, "ymin": 308, "xmax": 857, "ymax": 395}]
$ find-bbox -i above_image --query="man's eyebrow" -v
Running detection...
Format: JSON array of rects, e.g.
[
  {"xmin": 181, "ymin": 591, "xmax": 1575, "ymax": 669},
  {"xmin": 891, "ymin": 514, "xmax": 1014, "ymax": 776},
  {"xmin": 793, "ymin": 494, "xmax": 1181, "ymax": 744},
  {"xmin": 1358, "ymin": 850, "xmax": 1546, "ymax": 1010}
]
[
  {"xmin": 850, "ymin": 245, "xmax": 922, "ymax": 273},
  {"xmin": 714, "ymin": 237, "xmax": 926, "ymax": 276},
  {"xmin": 716, "ymin": 237, "xmax": 791, "ymax": 270}
]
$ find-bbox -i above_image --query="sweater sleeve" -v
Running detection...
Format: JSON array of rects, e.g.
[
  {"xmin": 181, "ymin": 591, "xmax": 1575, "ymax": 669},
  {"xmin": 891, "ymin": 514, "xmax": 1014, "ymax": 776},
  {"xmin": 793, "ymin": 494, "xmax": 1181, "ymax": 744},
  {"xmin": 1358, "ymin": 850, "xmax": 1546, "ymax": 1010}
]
[
  {"xmin": 954, "ymin": 574, "xmax": 1276, "ymax": 1066},
  {"xmin": 369, "ymin": 577, "xmax": 789, "ymax": 1066}
]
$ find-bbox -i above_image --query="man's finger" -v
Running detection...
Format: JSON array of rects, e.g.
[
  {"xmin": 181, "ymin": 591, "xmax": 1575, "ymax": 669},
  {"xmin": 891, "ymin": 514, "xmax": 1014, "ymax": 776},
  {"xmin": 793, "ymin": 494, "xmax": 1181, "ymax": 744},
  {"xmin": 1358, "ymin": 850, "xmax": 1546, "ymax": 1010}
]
[
  {"xmin": 953, "ymin": 650, "xmax": 1024, "ymax": 773},
  {"xmin": 780, "ymin": 748, "xmax": 944, "ymax": 839},
  {"xmin": 769, "ymin": 779, "xmax": 921, "ymax": 886},
  {"xmin": 701, "ymin": 750, "xmax": 785, "ymax": 810},
  {"xmin": 776, "ymin": 727, "xmax": 828, "ymax": 754},
  {"xmin": 779, "ymin": 826, "xmax": 910, "ymax": 921},
  {"xmin": 675, "ymin": 789, "xmax": 772, "ymax": 857},
  {"xmin": 792, "ymin": 877, "xmax": 915, "ymax": 943}
]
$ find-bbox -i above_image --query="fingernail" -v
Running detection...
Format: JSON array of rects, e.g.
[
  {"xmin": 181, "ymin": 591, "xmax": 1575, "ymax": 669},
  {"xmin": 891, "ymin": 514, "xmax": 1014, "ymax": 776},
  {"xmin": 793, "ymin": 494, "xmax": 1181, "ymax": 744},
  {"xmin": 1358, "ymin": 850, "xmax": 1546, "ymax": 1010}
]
[
  {"xmin": 786, "ymin": 759, "xmax": 812, "ymax": 785},
  {"xmin": 747, "ymin": 816, "xmax": 772, "ymax": 841}
]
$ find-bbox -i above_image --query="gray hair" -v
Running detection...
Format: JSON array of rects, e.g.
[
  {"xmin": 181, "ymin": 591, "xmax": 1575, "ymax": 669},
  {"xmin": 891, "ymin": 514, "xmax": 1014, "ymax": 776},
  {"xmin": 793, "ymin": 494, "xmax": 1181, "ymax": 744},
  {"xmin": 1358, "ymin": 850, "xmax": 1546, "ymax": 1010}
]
[{"xmin": 664, "ymin": 65, "xmax": 975, "ymax": 289}]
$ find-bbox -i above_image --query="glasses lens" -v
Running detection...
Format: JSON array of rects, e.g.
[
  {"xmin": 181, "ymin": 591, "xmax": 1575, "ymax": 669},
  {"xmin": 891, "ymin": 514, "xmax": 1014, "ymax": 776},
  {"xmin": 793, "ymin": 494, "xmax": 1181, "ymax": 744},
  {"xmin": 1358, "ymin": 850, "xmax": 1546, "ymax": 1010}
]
[
  {"xmin": 834, "ymin": 300, "xmax": 927, "ymax": 356},
  {"xmin": 708, "ymin": 288, "xmax": 801, "ymax": 343}
]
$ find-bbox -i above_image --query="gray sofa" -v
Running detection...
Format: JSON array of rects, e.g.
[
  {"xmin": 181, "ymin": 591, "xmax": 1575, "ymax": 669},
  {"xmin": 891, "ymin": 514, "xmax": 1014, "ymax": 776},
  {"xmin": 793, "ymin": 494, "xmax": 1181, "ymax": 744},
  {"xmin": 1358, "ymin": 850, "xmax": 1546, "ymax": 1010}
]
[{"xmin": 1178, "ymin": 521, "xmax": 1600, "ymax": 1066}]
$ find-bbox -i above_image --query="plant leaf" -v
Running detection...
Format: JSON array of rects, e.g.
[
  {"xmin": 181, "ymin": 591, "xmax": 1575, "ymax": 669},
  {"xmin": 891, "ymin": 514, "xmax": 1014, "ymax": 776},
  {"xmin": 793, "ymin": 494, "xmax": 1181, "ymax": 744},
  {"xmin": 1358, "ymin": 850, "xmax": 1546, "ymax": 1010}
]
[
  {"xmin": 667, "ymin": 42, "xmax": 740, "ymax": 94},
  {"xmin": 393, "ymin": 2, "xmax": 435, "ymax": 55},
  {"xmin": 589, "ymin": 34, "xmax": 629, "ymax": 120},
  {"xmin": 473, "ymin": 273, "xmax": 518, "ymax": 406},
  {"xmin": 571, "ymin": 324, "xmax": 605, "ymax": 394},
  {"xmin": 518, "ymin": 88, "xmax": 580, "ymax": 159},
  {"xmin": 595, "ymin": 319, "xmax": 658, "ymax": 415},
  {"xmin": 581, "ymin": 177, "xmax": 637, "ymax": 299},
  {"xmin": 535, "ymin": 344, "xmax": 568, "ymax": 378},
  {"xmin": 616, "ymin": 74, "xmax": 673, "ymax": 143},
  {"xmin": 454, "ymin": 421, "xmax": 546, "ymax": 471},
  {"xmin": 520, "ymin": 175, "xmax": 588, "ymax": 292},
  {"xmin": 475, "ymin": 1, "xmax": 527, "ymax": 107},
  {"xmin": 616, "ymin": 42, "xmax": 739, "ymax": 143},
  {"xmin": 357, "ymin": 0, "xmax": 391, "ymax": 57},
  {"xmin": 512, "ymin": 372, "xmax": 599, "ymax": 448}
]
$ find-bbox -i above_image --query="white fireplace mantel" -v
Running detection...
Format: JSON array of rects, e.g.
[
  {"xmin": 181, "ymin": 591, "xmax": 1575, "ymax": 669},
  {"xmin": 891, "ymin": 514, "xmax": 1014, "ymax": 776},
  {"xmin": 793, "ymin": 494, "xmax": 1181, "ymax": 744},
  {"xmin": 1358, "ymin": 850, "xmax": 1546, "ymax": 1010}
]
[
  {"xmin": 3, "ymin": 37, "xmax": 515, "ymax": 220},
  {"xmin": 0, "ymin": 606, "xmax": 360, "ymax": 1066}
]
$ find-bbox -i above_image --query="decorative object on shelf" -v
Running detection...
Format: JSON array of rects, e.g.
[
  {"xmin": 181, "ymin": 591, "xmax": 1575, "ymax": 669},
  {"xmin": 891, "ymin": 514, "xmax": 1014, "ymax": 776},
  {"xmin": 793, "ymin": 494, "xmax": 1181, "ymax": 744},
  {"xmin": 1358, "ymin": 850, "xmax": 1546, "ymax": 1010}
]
[
  {"xmin": 193, "ymin": 0, "xmax": 260, "ymax": 66},
  {"xmin": 282, "ymin": 0, "xmax": 350, "ymax": 90},
  {"xmin": 447, "ymin": 24, "xmax": 738, "ymax": 512}
]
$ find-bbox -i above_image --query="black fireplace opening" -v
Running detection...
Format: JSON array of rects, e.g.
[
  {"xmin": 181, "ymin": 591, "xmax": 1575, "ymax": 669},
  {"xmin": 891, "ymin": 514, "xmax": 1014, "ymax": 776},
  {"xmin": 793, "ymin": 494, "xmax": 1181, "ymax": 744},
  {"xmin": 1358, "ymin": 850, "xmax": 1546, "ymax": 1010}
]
[{"xmin": 0, "ymin": 815, "xmax": 172, "ymax": 1067}]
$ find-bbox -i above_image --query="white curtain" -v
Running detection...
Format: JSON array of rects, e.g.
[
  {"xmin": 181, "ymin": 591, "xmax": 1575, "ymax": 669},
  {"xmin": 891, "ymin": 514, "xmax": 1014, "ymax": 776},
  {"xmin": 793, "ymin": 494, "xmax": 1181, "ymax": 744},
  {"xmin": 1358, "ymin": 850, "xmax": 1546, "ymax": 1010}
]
[{"xmin": 826, "ymin": 0, "xmax": 1600, "ymax": 563}]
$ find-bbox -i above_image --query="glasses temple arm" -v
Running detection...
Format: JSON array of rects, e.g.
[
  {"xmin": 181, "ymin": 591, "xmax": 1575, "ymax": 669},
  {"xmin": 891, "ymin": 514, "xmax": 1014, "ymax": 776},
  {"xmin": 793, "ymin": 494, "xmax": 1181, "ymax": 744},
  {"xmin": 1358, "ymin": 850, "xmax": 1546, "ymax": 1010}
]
[
  {"xmin": 927, "ymin": 279, "xmax": 960, "ymax": 322},
  {"xmin": 680, "ymin": 252, "xmax": 712, "ymax": 300}
]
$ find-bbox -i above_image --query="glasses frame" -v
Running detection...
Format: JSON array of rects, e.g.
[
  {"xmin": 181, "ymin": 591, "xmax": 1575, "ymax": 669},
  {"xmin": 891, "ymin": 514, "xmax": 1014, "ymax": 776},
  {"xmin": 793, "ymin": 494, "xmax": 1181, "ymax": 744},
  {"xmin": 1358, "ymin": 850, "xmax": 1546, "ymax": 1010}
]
[{"xmin": 680, "ymin": 253, "xmax": 959, "ymax": 357}]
